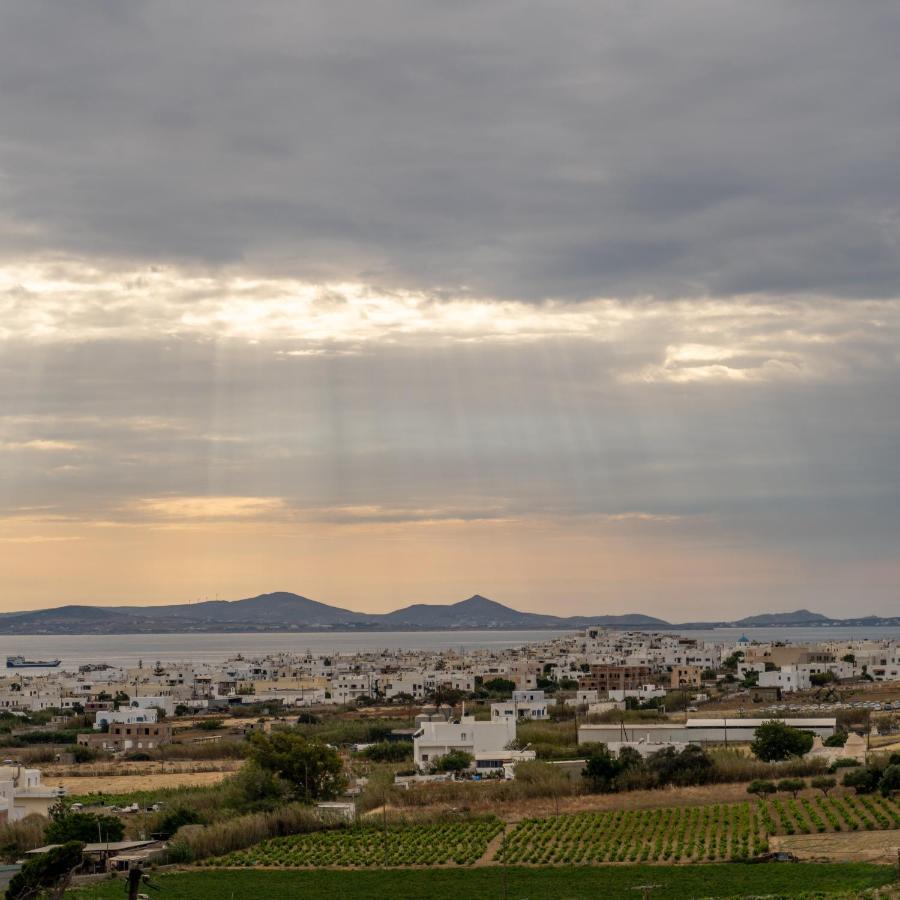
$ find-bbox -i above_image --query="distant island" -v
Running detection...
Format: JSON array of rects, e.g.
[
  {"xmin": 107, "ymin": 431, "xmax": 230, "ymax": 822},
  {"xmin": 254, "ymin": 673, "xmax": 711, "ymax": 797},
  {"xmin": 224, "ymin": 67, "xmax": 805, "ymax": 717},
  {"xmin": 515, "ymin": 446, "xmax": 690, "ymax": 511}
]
[{"xmin": 0, "ymin": 593, "xmax": 897, "ymax": 635}]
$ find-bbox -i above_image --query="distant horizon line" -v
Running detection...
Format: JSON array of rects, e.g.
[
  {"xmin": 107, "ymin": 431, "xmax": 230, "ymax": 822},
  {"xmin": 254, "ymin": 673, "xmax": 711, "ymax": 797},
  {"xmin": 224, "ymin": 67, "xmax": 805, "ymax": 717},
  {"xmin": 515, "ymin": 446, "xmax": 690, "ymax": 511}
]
[{"xmin": 0, "ymin": 590, "xmax": 894, "ymax": 626}]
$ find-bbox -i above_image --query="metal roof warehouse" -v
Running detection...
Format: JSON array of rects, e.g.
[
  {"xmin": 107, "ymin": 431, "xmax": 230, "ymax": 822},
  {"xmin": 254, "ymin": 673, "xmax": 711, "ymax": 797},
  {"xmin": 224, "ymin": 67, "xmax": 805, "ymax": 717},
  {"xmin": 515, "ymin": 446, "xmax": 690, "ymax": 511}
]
[{"xmin": 578, "ymin": 717, "xmax": 837, "ymax": 746}]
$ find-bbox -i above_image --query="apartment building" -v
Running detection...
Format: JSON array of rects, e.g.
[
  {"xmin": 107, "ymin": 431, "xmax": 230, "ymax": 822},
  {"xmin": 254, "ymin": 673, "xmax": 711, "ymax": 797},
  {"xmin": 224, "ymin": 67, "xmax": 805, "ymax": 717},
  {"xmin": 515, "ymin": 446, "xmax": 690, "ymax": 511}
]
[
  {"xmin": 670, "ymin": 665, "xmax": 703, "ymax": 689},
  {"xmin": 580, "ymin": 665, "xmax": 655, "ymax": 694},
  {"xmin": 78, "ymin": 722, "xmax": 172, "ymax": 753}
]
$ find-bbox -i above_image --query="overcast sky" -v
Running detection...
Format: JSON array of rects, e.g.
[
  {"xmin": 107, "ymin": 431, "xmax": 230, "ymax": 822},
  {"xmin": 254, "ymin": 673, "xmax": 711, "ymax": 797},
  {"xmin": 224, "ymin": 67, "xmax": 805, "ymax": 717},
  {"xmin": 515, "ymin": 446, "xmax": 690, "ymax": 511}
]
[{"xmin": 1, "ymin": 1, "xmax": 898, "ymax": 618}]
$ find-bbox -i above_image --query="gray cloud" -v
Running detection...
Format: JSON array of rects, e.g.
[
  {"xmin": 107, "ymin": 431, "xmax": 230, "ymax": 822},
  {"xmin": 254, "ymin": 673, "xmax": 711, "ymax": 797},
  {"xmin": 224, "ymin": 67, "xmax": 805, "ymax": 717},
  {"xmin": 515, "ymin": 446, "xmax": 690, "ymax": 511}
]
[
  {"xmin": 1, "ymin": 333, "xmax": 898, "ymax": 551},
  {"xmin": 2, "ymin": 1, "xmax": 900, "ymax": 299},
  {"xmin": 2, "ymin": 2, "xmax": 900, "ymax": 615}
]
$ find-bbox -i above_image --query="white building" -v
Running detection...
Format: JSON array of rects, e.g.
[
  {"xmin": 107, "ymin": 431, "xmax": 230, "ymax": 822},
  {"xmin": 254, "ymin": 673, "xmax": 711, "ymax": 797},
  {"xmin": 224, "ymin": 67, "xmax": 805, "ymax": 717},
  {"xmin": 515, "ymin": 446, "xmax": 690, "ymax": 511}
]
[
  {"xmin": 329, "ymin": 674, "xmax": 373, "ymax": 704},
  {"xmin": 0, "ymin": 766, "xmax": 62, "ymax": 821},
  {"xmin": 94, "ymin": 707, "xmax": 158, "ymax": 730},
  {"xmin": 608, "ymin": 684, "xmax": 667, "ymax": 702},
  {"xmin": 757, "ymin": 666, "xmax": 811, "ymax": 692},
  {"xmin": 414, "ymin": 715, "xmax": 523, "ymax": 771},
  {"xmin": 129, "ymin": 695, "xmax": 175, "ymax": 716},
  {"xmin": 491, "ymin": 689, "xmax": 549, "ymax": 721},
  {"xmin": 381, "ymin": 674, "xmax": 427, "ymax": 700}
]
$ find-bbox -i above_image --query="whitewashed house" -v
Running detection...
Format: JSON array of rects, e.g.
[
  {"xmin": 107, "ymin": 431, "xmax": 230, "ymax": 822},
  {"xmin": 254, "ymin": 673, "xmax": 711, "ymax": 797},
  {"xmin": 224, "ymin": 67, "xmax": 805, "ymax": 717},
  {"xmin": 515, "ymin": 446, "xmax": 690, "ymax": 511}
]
[
  {"xmin": 490, "ymin": 689, "xmax": 549, "ymax": 721},
  {"xmin": 413, "ymin": 715, "xmax": 534, "ymax": 773}
]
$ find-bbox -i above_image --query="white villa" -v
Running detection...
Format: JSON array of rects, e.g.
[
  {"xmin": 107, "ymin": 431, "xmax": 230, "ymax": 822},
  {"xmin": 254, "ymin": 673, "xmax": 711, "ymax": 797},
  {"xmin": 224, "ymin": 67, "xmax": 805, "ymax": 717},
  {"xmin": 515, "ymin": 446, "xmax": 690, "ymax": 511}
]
[{"xmin": 413, "ymin": 715, "xmax": 535, "ymax": 774}]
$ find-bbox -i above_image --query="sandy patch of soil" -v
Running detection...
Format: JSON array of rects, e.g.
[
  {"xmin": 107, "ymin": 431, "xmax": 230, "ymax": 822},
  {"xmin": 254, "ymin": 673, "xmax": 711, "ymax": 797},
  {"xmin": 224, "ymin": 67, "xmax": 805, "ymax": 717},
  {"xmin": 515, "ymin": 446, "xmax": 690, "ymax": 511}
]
[
  {"xmin": 773, "ymin": 828, "xmax": 900, "ymax": 863},
  {"xmin": 51, "ymin": 769, "xmax": 231, "ymax": 796}
]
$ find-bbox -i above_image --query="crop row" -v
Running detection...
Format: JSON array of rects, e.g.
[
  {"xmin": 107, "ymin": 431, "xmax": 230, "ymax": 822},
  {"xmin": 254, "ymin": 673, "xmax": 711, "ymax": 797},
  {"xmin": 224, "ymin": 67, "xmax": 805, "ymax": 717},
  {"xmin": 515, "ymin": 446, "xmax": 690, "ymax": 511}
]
[
  {"xmin": 203, "ymin": 818, "xmax": 503, "ymax": 868},
  {"xmin": 498, "ymin": 794, "xmax": 900, "ymax": 865},
  {"xmin": 766, "ymin": 793, "xmax": 900, "ymax": 836},
  {"xmin": 498, "ymin": 803, "xmax": 768, "ymax": 865},
  {"xmin": 201, "ymin": 794, "xmax": 900, "ymax": 871}
]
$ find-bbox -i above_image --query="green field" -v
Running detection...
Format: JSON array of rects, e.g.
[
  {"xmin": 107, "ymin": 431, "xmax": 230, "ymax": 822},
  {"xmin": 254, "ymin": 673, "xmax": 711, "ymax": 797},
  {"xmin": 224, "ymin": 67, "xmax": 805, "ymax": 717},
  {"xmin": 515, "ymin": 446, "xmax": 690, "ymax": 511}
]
[
  {"xmin": 202, "ymin": 818, "xmax": 503, "ymax": 868},
  {"xmin": 191, "ymin": 796, "xmax": 900, "ymax": 872},
  {"xmin": 68, "ymin": 863, "xmax": 896, "ymax": 899},
  {"xmin": 501, "ymin": 802, "xmax": 765, "ymax": 864},
  {"xmin": 498, "ymin": 794, "xmax": 900, "ymax": 865},
  {"xmin": 65, "ymin": 784, "xmax": 220, "ymax": 808}
]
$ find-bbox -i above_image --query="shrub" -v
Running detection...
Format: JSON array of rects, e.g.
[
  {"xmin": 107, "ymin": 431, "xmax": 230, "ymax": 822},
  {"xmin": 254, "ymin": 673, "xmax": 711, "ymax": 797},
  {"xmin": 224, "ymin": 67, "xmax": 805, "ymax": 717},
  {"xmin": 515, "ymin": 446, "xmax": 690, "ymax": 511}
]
[
  {"xmin": 0, "ymin": 729, "xmax": 80, "ymax": 746},
  {"xmin": 777, "ymin": 778, "xmax": 806, "ymax": 799},
  {"xmin": 70, "ymin": 744, "xmax": 99, "ymax": 763},
  {"xmin": 45, "ymin": 811, "xmax": 123, "ymax": 844},
  {"xmin": 747, "ymin": 780, "xmax": 777, "ymax": 798},
  {"xmin": 433, "ymin": 750, "xmax": 474, "ymax": 773},
  {"xmin": 483, "ymin": 678, "xmax": 516, "ymax": 695},
  {"xmin": 166, "ymin": 804, "xmax": 324, "ymax": 862},
  {"xmin": 708, "ymin": 748, "xmax": 825, "ymax": 783},
  {"xmin": 362, "ymin": 741, "xmax": 413, "ymax": 763},
  {"xmin": 583, "ymin": 745, "xmax": 620, "ymax": 792},
  {"xmin": 196, "ymin": 718, "xmax": 225, "ymax": 731},
  {"xmin": 824, "ymin": 731, "xmax": 848, "ymax": 747},
  {"xmin": 879, "ymin": 764, "xmax": 900, "ymax": 797},
  {"xmin": 0, "ymin": 814, "xmax": 48, "ymax": 863},
  {"xmin": 751, "ymin": 721, "xmax": 814, "ymax": 762},
  {"xmin": 811, "ymin": 776, "xmax": 837, "ymax": 796},
  {"xmin": 646, "ymin": 745, "xmax": 714, "ymax": 787},
  {"xmin": 221, "ymin": 761, "xmax": 289, "ymax": 810},
  {"xmin": 843, "ymin": 767, "xmax": 880, "ymax": 795},
  {"xmin": 155, "ymin": 807, "xmax": 205, "ymax": 839}
]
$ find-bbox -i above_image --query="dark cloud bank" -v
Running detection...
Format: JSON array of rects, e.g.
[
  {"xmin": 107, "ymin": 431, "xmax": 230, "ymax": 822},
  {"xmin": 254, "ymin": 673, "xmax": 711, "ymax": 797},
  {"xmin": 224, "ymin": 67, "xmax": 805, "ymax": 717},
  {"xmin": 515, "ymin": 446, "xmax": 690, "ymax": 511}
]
[{"xmin": 2, "ymin": 1, "xmax": 900, "ymax": 299}]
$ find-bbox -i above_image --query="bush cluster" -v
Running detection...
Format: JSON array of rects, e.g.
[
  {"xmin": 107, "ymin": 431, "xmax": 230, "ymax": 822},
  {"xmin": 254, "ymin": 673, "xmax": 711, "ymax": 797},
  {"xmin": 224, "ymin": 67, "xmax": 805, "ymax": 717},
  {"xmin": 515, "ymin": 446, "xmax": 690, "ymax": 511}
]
[{"xmin": 583, "ymin": 744, "xmax": 714, "ymax": 793}]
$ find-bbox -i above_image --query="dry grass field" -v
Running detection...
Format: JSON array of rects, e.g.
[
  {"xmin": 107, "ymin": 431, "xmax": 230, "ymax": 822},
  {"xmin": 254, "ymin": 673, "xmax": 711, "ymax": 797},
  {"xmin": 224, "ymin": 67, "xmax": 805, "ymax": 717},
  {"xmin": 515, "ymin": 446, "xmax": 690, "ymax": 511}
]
[
  {"xmin": 775, "ymin": 828, "xmax": 900, "ymax": 863},
  {"xmin": 51, "ymin": 768, "xmax": 232, "ymax": 795}
]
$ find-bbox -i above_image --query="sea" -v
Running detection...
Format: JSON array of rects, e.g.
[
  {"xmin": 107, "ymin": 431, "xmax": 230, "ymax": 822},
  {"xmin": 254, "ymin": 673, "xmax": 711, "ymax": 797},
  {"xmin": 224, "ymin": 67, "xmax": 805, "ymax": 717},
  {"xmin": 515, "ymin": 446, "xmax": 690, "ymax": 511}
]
[{"xmin": 3, "ymin": 625, "xmax": 900, "ymax": 673}]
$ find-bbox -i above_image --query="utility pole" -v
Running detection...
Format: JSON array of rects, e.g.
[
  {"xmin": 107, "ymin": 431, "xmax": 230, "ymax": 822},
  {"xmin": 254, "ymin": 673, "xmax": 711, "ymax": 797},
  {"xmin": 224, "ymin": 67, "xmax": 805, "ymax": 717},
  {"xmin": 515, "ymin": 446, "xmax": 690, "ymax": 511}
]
[
  {"xmin": 382, "ymin": 790, "xmax": 389, "ymax": 868},
  {"xmin": 126, "ymin": 865, "xmax": 143, "ymax": 900}
]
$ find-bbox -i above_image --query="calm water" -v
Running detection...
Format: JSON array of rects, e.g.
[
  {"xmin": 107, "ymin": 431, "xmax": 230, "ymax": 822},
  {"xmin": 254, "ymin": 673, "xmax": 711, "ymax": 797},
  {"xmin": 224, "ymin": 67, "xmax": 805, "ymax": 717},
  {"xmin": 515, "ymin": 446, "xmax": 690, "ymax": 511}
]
[
  {"xmin": 3, "ymin": 625, "xmax": 900, "ymax": 673},
  {"xmin": 0, "ymin": 630, "xmax": 572, "ymax": 672}
]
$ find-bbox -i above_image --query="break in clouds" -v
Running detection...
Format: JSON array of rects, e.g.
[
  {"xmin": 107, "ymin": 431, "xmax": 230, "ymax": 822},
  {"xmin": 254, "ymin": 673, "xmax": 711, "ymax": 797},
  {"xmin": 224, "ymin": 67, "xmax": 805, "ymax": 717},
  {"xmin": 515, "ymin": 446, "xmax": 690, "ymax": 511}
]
[{"xmin": 0, "ymin": 2, "xmax": 899, "ymax": 616}]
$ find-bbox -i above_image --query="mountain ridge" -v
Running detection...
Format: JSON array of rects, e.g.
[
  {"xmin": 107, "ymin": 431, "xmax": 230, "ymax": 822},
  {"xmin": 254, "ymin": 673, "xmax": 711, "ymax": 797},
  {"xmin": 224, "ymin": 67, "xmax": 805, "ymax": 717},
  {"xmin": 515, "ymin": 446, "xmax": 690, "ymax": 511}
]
[{"xmin": 0, "ymin": 594, "xmax": 896, "ymax": 635}]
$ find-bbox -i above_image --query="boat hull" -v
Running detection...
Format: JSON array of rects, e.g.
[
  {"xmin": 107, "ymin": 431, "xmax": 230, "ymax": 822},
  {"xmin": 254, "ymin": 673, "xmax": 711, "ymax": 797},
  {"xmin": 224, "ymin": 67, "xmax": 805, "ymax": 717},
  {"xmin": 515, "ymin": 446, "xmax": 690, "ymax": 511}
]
[{"xmin": 6, "ymin": 657, "xmax": 61, "ymax": 668}]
